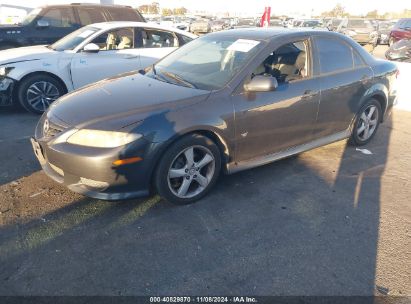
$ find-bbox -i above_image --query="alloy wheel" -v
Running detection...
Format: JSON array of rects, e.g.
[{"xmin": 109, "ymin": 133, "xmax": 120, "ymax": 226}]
[
  {"xmin": 26, "ymin": 81, "xmax": 60, "ymax": 112},
  {"xmin": 357, "ymin": 105, "xmax": 379, "ymax": 141},
  {"xmin": 167, "ymin": 145, "xmax": 215, "ymax": 199}
]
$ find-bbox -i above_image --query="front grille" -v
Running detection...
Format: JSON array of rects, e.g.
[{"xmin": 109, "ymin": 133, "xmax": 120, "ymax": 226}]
[{"xmin": 42, "ymin": 116, "xmax": 68, "ymax": 138}]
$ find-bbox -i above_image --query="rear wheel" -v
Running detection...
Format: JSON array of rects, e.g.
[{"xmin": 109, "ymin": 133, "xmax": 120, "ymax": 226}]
[
  {"xmin": 349, "ymin": 99, "xmax": 381, "ymax": 146},
  {"xmin": 17, "ymin": 74, "xmax": 65, "ymax": 114},
  {"xmin": 154, "ymin": 134, "xmax": 221, "ymax": 205}
]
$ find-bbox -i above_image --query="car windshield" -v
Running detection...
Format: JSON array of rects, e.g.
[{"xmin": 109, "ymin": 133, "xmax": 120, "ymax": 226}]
[
  {"xmin": 238, "ymin": 19, "xmax": 255, "ymax": 26},
  {"xmin": 21, "ymin": 8, "xmax": 41, "ymax": 26},
  {"xmin": 147, "ymin": 36, "xmax": 265, "ymax": 91},
  {"xmin": 347, "ymin": 20, "xmax": 374, "ymax": 29},
  {"xmin": 49, "ymin": 26, "xmax": 100, "ymax": 51}
]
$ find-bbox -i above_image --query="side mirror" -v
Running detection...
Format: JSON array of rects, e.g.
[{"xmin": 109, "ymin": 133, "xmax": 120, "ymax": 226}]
[
  {"xmin": 36, "ymin": 20, "xmax": 49, "ymax": 28},
  {"xmin": 82, "ymin": 43, "xmax": 100, "ymax": 53},
  {"xmin": 244, "ymin": 75, "xmax": 278, "ymax": 92}
]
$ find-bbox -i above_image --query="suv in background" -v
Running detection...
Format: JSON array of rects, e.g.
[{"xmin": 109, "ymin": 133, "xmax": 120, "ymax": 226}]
[
  {"xmin": 389, "ymin": 18, "xmax": 411, "ymax": 46},
  {"xmin": 0, "ymin": 3, "xmax": 145, "ymax": 50}
]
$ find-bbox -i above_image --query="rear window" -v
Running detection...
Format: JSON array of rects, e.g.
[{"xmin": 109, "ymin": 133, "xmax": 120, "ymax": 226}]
[
  {"xmin": 77, "ymin": 8, "xmax": 106, "ymax": 25},
  {"xmin": 106, "ymin": 7, "xmax": 144, "ymax": 22}
]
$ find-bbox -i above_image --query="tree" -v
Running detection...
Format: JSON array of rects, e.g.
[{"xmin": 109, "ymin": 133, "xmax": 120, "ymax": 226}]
[
  {"xmin": 173, "ymin": 7, "xmax": 188, "ymax": 15},
  {"xmin": 138, "ymin": 2, "xmax": 159, "ymax": 14},
  {"xmin": 162, "ymin": 8, "xmax": 173, "ymax": 16},
  {"xmin": 366, "ymin": 10, "xmax": 379, "ymax": 19},
  {"xmin": 330, "ymin": 4, "xmax": 346, "ymax": 17}
]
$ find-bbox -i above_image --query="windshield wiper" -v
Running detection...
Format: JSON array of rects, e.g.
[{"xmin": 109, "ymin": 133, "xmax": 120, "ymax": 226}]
[{"xmin": 161, "ymin": 71, "xmax": 198, "ymax": 89}]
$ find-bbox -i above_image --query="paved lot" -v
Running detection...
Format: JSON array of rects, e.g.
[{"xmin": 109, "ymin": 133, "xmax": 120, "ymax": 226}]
[{"xmin": 0, "ymin": 46, "xmax": 410, "ymax": 296}]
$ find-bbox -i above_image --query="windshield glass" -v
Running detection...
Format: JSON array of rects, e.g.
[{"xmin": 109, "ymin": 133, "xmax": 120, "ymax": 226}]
[
  {"xmin": 21, "ymin": 8, "xmax": 41, "ymax": 26},
  {"xmin": 147, "ymin": 36, "xmax": 265, "ymax": 91},
  {"xmin": 348, "ymin": 20, "xmax": 374, "ymax": 29},
  {"xmin": 237, "ymin": 19, "xmax": 255, "ymax": 26},
  {"xmin": 50, "ymin": 27, "xmax": 100, "ymax": 51}
]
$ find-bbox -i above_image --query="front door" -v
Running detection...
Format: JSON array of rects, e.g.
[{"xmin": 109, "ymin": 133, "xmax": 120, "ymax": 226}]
[
  {"xmin": 31, "ymin": 7, "xmax": 79, "ymax": 45},
  {"xmin": 233, "ymin": 38, "xmax": 320, "ymax": 162}
]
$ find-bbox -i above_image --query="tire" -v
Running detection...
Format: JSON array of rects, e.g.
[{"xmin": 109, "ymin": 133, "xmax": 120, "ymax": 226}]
[
  {"xmin": 154, "ymin": 133, "xmax": 221, "ymax": 205},
  {"xmin": 17, "ymin": 74, "xmax": 66, "ymax": 114},
  {"xmin": 349, "ymin": 98, "xmax": 382, "ymax": 146}
]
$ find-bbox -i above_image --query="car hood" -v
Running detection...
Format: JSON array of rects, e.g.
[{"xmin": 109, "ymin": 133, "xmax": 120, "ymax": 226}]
[
  {"xmin": 48, "ymin": 72, "xmax": 211, "ymax": 129},
  {"xmin": 0, "ymin": 45, "xmax": 55, "ymax": 66},
  {"xmin": 349, "ymin": 27, "xmax": 374, "ymax": 34}
]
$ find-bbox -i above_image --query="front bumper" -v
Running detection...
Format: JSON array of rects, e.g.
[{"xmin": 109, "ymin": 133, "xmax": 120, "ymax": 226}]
[
  {"xmin": 32, "ymin": 121, "xmax": 160, "ymax": 200},
  {"xmin": 0, "ymin": 76, "xmax": 16, "ymax": 106}
]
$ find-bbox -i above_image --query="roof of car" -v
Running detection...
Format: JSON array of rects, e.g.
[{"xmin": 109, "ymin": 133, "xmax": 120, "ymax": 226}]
[
  {"xmin": 40, "ymin": 3, "xmax": 133, "ymax": 8},
  {"xmin": 89, "ymin": 21, "xmax": 198, "ymax": 38},
  {"xmin": 204, "ymin": 28, "xmax": 342, "ymax": 41}
]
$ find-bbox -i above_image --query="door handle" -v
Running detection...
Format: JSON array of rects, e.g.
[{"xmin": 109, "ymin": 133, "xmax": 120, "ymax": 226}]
[{"xmin": 124, "ymin": 55, "xmax": 139, "ymax": 59}]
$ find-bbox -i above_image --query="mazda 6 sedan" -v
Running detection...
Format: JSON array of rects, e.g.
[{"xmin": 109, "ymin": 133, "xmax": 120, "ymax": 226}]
[{"xmin": 32, "ymin": 29, "xmax": 398, "ymax": 205}]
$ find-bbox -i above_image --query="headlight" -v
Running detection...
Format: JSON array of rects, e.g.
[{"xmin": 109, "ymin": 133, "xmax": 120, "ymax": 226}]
[
  {"xmin": 67, "ymin": 129, "xmax": 142, "ymax": 148},
  {"xmin": 0, "ymin": 66, "xmax": 14, "ymax": 76}
]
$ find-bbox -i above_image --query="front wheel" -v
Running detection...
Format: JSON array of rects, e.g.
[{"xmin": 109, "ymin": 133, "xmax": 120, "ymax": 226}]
[
  {"xmin": 349, "ymin": 99, "xmax": 381, "ymax": 146},
  {"xmin": 17, "ymin": 74, "xmax": 65, "ymax": 114},
  {"xmin": 154, "ymin": 134, "xmax": 221, "ymax": 205}
]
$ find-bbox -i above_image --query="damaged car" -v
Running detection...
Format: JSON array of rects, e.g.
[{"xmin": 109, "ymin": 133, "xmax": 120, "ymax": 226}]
[{"xmin": 0, "ymin": 22, "xmax": 196, "ymax": 113}]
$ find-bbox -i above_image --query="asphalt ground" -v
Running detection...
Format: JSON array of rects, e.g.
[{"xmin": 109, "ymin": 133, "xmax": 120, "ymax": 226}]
[{"xmin": 0, "ymin": 45, "xmax": 410, "ymax": 296}]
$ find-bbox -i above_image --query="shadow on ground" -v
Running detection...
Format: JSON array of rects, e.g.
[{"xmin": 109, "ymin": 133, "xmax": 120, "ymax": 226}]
[
  {"xmin": 0, "ymin": 115, "xmax": 393, "ymax": 296},
  {"xmin": 0, "ymin": 107, "xmax": 40, "ymax": 185}
]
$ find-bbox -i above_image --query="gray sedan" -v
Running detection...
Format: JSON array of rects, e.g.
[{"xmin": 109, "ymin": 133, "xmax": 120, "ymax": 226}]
[{"xmin": 32, "ymin": 29, "xmax": 398, "ymax": 204}]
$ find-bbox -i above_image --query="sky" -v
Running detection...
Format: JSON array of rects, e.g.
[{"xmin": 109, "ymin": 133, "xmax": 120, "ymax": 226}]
[{"xmin": 0, "ymin": 0, "xmax": 410, "ymax": 16}]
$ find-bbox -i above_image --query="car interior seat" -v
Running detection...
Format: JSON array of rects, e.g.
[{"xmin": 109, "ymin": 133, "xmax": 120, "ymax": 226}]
[
  {"xmin": 106, "ymin": 33, "xmax": 117, "ymax": 50},
  {"xmin": 117, "ymin": 36, "xmax": 132, "ymax": 49}
]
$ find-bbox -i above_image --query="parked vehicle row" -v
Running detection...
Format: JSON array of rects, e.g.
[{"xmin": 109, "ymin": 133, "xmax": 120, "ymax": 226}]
[
  {"xmin": 0, "ymin": 3, "xmax": 145, "ymax": 50},
  {"xmin": 0, "ymin": 22, "xmax": 196, "ymax": 112},
  {"xmin": 30, "ymin": 29, "xmax": 397, "ymax": 204}
]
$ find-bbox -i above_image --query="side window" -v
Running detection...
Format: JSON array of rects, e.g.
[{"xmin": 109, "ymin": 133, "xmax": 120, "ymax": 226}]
[
  {"xmin": 353, "ymin": 50, "xmax": 364, "ymax": 67},
  {"xmin": 77, "ymin": 8, "xmax": 106, "ymax": 25},
  {"xmin": 39, "ymin": 8, "xmax": 76, "ymax": 27},
  {"xmin": 106, "ymin": 8, "xmax": 140, "ymax": 22},
  {"xmin": 404, "ymin": 20, "xmax": 411, "ymax": 29},
  {"xmin": 178, "ymin": 34, "xmax": 193, "ymax": 46},
  {"xmin": 316, "ymin": 37, "xmax": 354, "ymax": 74},
  {"xmin": 141, "ymin": 29, "xmax": 178, "ymax": 48},
  {"xmin": 252, "ymin": 39, "xmax": 310, "ymax": 84},
  {"xmin": 91, "ymin": 28, "xmax": 134, "ymax": 51}
]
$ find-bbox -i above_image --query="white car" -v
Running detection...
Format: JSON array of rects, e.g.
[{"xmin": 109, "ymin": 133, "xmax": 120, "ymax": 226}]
[{"xmin": 0, "ymin": 21, "xmax": 197, "ymax": 113}]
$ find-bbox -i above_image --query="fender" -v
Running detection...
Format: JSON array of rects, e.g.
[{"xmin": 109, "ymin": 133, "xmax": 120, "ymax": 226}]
[{"xmin": 361, "ymin": 82, "xmax": 388, "ymax": 118}]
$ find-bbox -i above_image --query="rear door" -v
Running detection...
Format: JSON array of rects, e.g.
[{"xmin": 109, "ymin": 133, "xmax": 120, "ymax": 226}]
[
  {"xmin": 136, "ymin": 27, "xmax": 180, "ymax": 68},
  {"xmin": 312, "ymin": 36, "xmax": 373, "ymax": 139},
  {"xmin": 70, "ymin": 27, "xmax": 141, "ymax": 89}
]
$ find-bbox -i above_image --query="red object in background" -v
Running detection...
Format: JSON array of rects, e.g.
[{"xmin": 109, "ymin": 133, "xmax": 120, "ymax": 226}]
[{"xmin": 261, "ymin": 7, "xmax": 271, "ymax": 27}]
